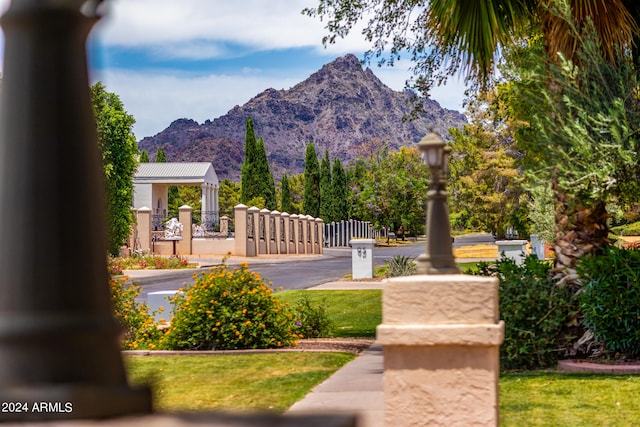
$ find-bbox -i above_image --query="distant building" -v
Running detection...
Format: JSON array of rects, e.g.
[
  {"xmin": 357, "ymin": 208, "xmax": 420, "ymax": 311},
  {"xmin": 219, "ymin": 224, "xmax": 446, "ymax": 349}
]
[{"xmin": 133, "ymin": 162, "xmax": 219, "ymax": 229}]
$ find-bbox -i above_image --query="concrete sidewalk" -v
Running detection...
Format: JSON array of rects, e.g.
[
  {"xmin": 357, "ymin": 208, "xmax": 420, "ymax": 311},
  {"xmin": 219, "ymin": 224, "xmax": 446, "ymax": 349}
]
[
  {"xmin": 286, "ymin": 279, "xmax": 384, "ymax": 427},
  {"xmin": 287, "ymin": 343, "xmax": 384, "ymax": 427}
]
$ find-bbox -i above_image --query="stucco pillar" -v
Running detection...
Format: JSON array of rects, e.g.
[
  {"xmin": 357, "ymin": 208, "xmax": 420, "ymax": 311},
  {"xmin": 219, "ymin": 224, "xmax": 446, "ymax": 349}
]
[
  {"xmin": 136, "ymin": 207, "xmax": 152, "ymax": 253},
  {"xmin": 177, "ymin": 205, "xmax": 192, "ymax": 255},
  {"xmin": 315, "ymin": 218, "xmax": 324, "ymax": 254},
  {"xmin": 377, "ymin": 275, "xmax": 504, "ymax": 427},
  {"xmin": 234, "ymin": 204, "xmax": 248, "ymax": 257}
]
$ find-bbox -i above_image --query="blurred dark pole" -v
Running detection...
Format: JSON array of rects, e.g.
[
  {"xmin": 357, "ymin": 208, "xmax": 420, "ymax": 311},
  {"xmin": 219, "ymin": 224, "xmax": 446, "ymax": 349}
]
[{"xmin": 0, "ymin": 0, "xmax": 151, "ymax": 420}]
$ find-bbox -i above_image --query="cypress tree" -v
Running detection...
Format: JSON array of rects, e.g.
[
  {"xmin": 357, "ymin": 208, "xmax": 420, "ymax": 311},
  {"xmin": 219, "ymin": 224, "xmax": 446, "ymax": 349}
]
[
  {"xmin": 280, "ymin": 173, "xmax": 292, "ymax": 213},
  {"xmin": 332, "ymin": 157, "xmax": 349, "ymax": 221},
  {"xmin": 303, "ymin": 142, "xmax": 320, "ymax": 217},
  {"xmin": 255, "ymin": 136, "xmax": 276, "ymax": 210},
  {"xmin": 319, "ymin": 148, "xmax": 333, "ymax": 222},
  {"xmin": 155, "ymin": 146, "xmax": 166, "ymax": 162},
  {"xmin": 139, "ymin": 150, "xmax": 150, "ymax": 163},
  {"xmin": 240, "ymin": 117, "xmax": 258, "ymax": 204}
]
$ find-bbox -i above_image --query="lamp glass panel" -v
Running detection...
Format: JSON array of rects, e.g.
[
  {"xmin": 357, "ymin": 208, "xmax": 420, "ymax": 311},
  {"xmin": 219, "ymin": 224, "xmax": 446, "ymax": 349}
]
[{"xmin": 425, "ymin": 147, "xmax": 442, "ymax": 168}]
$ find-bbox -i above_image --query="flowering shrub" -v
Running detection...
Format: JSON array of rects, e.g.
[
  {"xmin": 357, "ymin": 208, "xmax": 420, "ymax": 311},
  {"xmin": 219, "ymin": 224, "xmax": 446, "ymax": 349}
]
[
  {"xmin": 160, "ymin": 263, "xmax": 299, "ymax": 350},
  {"xmin": 110, "ymin": 276, "xmax": 163, "ymax": 350},
  {"xmin": 108, "ymin": 254, "xmax": 194, "ymax": 275}
]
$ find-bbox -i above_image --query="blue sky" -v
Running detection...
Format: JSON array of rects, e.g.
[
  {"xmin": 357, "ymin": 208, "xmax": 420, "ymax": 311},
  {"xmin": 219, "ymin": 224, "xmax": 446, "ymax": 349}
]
[{"xmin": 0, "ymin": 0, "xmax": 468, "ymax": 140}]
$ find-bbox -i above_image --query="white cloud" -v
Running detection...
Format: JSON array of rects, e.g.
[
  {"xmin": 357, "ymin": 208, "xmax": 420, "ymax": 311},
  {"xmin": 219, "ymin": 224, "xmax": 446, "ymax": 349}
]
[
  {"xmin": 94, "ymin": 68, "xmax": 301, "ymax": 139},
  {"xmin": 95, "ymin": 0, "xmax": 368, "ymax": 59}
]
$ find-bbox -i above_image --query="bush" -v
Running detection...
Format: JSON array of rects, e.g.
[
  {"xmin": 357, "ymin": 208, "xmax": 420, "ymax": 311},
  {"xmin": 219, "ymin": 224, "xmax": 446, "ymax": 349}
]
[
  {"xmin": 474, "ymin": 255, "xmax": 576, "ymax": 370},
  {"xmin": 384, "ymin": 255, "xmax": 417, "ymax": 277},
  {"xmin": 611, "ymin": 221, "xmax": 640, "ymax": 236},
  {"xmin": 108, "ymin": 254, "xmax": 194, "ymax": 275},
  {"xmin": 292, "ymin": 296, "xmax": 333, "ymax": 338},
  {"xmin": 577, "ymin": 246, "xmax": 640, "ymax": 357},
  {"xmin": 110, "ymin": 277, "xmax": 163, "ymax": 350},
  {"xmin": 161, "ymin": 263, "xmax": 299, "ymax": 350}
]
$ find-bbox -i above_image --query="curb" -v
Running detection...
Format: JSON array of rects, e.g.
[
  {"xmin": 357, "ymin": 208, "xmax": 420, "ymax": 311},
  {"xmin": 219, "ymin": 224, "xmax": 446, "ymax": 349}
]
[{"xmin": 558, "ymin": 359, "xmax": 640, "ymax": 374}]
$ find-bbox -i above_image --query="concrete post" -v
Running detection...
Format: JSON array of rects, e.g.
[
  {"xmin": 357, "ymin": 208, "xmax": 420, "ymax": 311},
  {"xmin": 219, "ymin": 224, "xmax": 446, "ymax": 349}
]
[
  {"xmin": 136, "ymin": 207, "xmax": 152, "ymax": 253},
  {"xmin": 315, "ymin": 218, "xmax": 324, "ymax": 254},
  {"xmin": 177, "ymin": 205, "xmax": 192, "ymax": 255},
  {"xmin": 0, "ymin": 1, "xmax": 151, "ymax": 420},
  {"xmin": 234, "ymin": 204, "xmax": 248, "ymax": 257},
  {"xmin": 377, "ymin": 275, "xmax": 504, "ymax": 426}
]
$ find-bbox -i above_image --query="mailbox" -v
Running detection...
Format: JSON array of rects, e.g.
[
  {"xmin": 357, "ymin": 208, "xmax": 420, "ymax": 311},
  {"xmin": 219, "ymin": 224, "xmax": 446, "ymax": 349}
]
[{"xmin": 350, "ymin": 239, "xmax": 375, "ymax": 279}]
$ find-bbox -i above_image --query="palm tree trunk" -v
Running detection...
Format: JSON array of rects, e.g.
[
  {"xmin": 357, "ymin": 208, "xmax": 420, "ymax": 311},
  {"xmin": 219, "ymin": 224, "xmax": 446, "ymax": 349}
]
[{"xmin": 551, "ymin": 188, "xmax": 610, "ymax": 292}]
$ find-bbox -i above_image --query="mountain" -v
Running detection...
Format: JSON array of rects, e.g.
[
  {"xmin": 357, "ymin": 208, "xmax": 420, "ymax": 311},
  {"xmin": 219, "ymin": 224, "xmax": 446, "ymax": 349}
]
[{"xmin": 137, "ymin": 54, "xmax": 467, "ymax": 181}]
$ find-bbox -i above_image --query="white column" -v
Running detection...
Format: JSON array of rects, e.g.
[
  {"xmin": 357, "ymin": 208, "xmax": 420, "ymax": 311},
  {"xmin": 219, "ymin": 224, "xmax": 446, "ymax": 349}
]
[
  {"xmin": 201, "ymin": 183, "xmax": 207, "ymax": 214},
  {"xmin": 214, "ymin": 184, "xmax": 219, "ymax": 212}
]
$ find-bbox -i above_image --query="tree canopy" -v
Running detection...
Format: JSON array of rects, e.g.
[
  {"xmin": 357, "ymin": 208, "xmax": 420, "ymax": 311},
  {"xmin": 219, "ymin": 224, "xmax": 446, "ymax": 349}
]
[
  {"xmin": 304, "ymin": 0, "xmax": 639, "ymax": 93},
  {"xmin": 91, "ymin": 82, "xmax": 138, "ymax": 256}
]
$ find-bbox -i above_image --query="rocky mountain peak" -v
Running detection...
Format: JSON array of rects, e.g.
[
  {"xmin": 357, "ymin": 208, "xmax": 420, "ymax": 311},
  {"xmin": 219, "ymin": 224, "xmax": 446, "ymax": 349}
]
[{"xmin": 138, "ymin": 54, "xmax": 467, "ymax": 181}]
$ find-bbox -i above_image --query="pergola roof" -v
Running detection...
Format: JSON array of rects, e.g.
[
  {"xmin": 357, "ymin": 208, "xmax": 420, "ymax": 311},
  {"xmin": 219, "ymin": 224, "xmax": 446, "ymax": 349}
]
[{"xmin": 133, "ymin": 162, "xmax": 218, "ymax": 185}]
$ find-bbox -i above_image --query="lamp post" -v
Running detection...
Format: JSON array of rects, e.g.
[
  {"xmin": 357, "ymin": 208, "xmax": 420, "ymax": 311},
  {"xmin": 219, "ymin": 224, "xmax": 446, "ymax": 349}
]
[{"xmin": 414, "ymin": 131, "xmax": 461, "ymax": 275}]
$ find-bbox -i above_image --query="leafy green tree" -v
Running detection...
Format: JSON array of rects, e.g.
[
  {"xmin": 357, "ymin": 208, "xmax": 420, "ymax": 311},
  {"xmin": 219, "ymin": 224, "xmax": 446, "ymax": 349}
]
[
  {"xmin": 319, "ymin": 149, "xmax": 334, "ymax": 222},
  {"xmin": 332, "ymin": 158, "xmax": 349, "ymax": 221},
  {"xmin": 219, "ymin": 179, "xmax": 241, "ymax": 213},
  {"xmin": 304, "ymin": 0, "xmax": 639, "ymax": 93},
  {"xmin": 448, "ymin": 91, "xmax": 526, "ymax": 237},
  {"xmin": 139, "ymin": 150, "xmax": 149, "ymax": 163},
  {"xmin": 501, "ymin": 18, "xmax": 640, "ymax": 280},
  {"xmin": 155, "ymin": 146, "xmax": 166, "ymax": 162},
  {"xmin": 351, "ymin": 145, "xmax": 429, "ymax": 239},
  {"xmin": 303, "ymin": 143, "xmax": 321, "ymax": 217},
  {"xmin": 91, "ymin": 82, "xmax": 138, "ymax": 256},
  {"xmin": 280, "ymin": 173, "xmax": 292, "ymax": 214},
  {"xmin": 288, "ymin": 173, "xmax": 305, "ymax": 214},
  {"xmin": 218, "ymin": 179, "xmax": 241, "ymax": 215}
]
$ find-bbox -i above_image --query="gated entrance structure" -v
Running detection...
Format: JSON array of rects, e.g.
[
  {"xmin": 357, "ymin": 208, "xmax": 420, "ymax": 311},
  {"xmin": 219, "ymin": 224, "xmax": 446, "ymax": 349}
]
[{"xmin": 133, "ymin": 162, "xmax": 219, "ymax": 230}]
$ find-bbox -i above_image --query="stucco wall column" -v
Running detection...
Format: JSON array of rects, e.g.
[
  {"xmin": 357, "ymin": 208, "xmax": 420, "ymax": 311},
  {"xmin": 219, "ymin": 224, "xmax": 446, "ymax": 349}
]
[
  {"xmin": 377, "ymin": 274, "xmax": 504, "ymax": 427},
  {"xmin": 177, "ymin": 205, "xmax": 192, "ymax": 255},
  {"xmin": 136, "ymin": 207, "xmax": 152, "ymax": 253},
  {"xmin": 234, "ymin": 204, "xmax": 248, "ymax": 257}
]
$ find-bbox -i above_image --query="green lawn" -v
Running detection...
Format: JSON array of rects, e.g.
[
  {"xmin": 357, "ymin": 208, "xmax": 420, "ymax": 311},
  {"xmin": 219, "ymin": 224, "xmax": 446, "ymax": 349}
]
[
  {"xmin": 124, "ymin": 352, "xmax": 354, "ymax": 413},
  {"xmin": 276, "ymin": 290, "xmax": 381, "ymax": 338},
  {"xmin": 500, "ymin": 372, "xmax": 640, "ymax": 426},
  {"xmin": 124, "ymin": 287, "xmax": 640, "ymax": 424},
  {"xmin": 124, "ymin": 355, "xmax": 640, "ymax": 424}
]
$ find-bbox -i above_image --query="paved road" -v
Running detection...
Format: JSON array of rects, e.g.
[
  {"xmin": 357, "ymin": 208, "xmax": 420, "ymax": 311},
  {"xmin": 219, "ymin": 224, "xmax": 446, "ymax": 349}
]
[{"xmin": 132, "ymin": 243, "xmax": 425, "ymax": 299}]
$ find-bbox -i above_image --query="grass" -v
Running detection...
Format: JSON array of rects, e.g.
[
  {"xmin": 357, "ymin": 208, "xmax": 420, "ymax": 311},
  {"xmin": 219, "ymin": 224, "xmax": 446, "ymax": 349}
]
[
  {"xmin": 124, "ymin": 355, "xmax": 640, "ymax": 424},
  {"xmin": 276, "ymin": 290, "xmax": 381, "ymax": 338},
  {"xmin": 500, "ymin": 372, "xmax": 640, "ymax": 426},
  {"xmin": 124, "ymin": 352, "xmax": 355, "ymax": 413}
]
